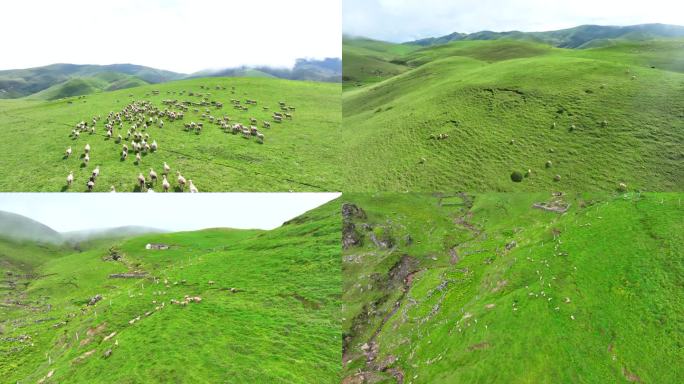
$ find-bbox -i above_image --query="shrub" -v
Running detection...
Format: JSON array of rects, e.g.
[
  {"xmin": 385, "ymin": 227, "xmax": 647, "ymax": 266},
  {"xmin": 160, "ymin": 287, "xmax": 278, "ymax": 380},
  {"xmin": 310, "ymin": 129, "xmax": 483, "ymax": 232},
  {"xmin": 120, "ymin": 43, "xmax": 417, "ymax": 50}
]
[{"xmin": 511, "ymin": 171, "xmax": 524, "ymax": 182}]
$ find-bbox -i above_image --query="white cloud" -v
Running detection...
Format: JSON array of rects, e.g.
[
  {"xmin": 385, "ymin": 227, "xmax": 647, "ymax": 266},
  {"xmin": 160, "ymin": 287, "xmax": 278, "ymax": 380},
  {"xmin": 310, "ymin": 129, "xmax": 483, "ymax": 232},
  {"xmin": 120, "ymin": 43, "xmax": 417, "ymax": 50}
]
[
  {"xmin": 343, "ymin": 0, "xmax": 684, "ymax": 42},
  {"xmin": 0, "ymin": 0, "xmax": 341, "ymax": 73},
  {"xmin": 0, "ymin": 193, "xmax": 341, "ymax": 232}
]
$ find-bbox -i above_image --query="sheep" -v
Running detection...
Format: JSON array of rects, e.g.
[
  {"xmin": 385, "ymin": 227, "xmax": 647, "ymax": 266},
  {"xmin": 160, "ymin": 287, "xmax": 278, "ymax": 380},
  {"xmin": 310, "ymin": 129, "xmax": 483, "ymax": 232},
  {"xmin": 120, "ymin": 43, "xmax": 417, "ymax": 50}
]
[
  {"xmin": 87, "ymin": 178, "xmax": 95, "ymax": 192},
  {"xmin": 618, "ymin": 182, "xmax": 627, "ymax": 192},
  {"xmin": 116, "ymin": 134, "xmax": 122, "ymax": 143},
  {"xmin": 162, "ymin": 175, "xmax": 170, "ymax": 192},
  {"xmin": 84, "ymin": 154, "xmax": 90, "ymax": 165},
  {"xmin": 121, "ymin": 150, "xmax": 128, "ymax": 160},
  {"xmin": 545, "ymin": 160, "xmax": 552, "ymax": 168},
  {"xmin": 188, "ymin": 179, "xmax": 198, "ymax": 193},
  {"xmin": 65, "ymin": 146, "xmax": 72, "ymax": 157},
  {"xmin": 263, "ymin": 121, "xmax": 271, "ymax": 128},
  {"xmin": 256, "ymin": 133, "xmax": 264, "ymax": 143},
  {"xmin": 149, "ymin": 168, "xmax": 158, "ymax": 183},
  {"xmin": 285, "ymin": 113, "xmax": 292, "ymax": 119},
  {"xmin": 150, "ymin": 140, "xmax": 158, "ymax": 152},
  {"xmin": 66, "ymin": 171, "xmax": 74, "ymax": 187},
  {"xmin": 84, "ymin": 143, "xmax": 91, "ymax": 153},
  {"xmin": 135, "ymin": 152, "xmax": 142, "ymax": 164},
  {"xmin": 273, "ymin": 115, "xmax": 282, "ymax": 122},
  {"xmin": 249, "ymin": 117, "xmax": 257, "ymax": 124},
  {"xmin": 110, "ymin": 185, "xmax": 116, "ymax": 192},
  {"xmin": 177, "ymin": 171, "xmax": 186, "ymax": 191},
  {"xmin": 163, "ymin": 162, "xmax": 170, "ymax": 175},
  {"xmin": 137, "ymin": 173, "xmax": 146, "ymax": 189},
  {"xmin": 92, "ymin": 166, "xmax": 100, "ymax": 179},
  {"xmin": 106, "ymin": 130, "xmax": 112, "ymax": 139}
]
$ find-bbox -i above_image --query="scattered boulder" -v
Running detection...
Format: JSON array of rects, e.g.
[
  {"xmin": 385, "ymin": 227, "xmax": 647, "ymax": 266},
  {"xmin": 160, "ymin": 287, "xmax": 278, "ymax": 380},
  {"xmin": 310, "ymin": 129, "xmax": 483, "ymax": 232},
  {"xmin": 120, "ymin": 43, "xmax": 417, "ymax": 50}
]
[{"xmin": 87, "ymin": 294, "xmax": 103, "ymax": 306}]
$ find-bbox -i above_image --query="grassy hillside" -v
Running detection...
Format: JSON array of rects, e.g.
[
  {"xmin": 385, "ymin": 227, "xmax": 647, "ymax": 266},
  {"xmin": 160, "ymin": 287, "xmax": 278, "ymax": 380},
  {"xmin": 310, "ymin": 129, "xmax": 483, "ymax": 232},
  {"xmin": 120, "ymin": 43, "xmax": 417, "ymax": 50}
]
[
  {"xmin": 0, "ymin": 64, "xmax": 183, "ymax": 99},
  {"xmin": 25, "ymin": 73, "xmax": 150, "ymax": 101},
  {"xmin": 341, "ymin": 38, "xmax": 684, "ymax": 191},
  {"xmin": 409, "ymin": 23, "xmax": 684, "ymax": 48},
  {"xmin": 0, "ymin": 77, "xmax": 341, "ymax": 191},
  {"xmin": 0, "ymin": 211, "xmax": 63, "ymax": 244},
  {"xmin": 0, "ymin": 199, "xmax": 341, "ymax": 383},
  {"xmin": 342, "ymin": 192, "xmax": 684, "ymax": 383},
  {"xmin": 343, "ymin": 38, "xmax": 420, "ymax": 88}
]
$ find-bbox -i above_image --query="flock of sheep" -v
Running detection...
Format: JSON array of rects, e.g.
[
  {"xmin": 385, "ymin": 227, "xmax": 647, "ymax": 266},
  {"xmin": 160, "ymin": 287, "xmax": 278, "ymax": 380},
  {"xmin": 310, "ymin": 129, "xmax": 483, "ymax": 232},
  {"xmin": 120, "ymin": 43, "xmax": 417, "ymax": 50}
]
[{"xmin": 62, "ymin": 85, "xmax": 297, "ymax": 192}]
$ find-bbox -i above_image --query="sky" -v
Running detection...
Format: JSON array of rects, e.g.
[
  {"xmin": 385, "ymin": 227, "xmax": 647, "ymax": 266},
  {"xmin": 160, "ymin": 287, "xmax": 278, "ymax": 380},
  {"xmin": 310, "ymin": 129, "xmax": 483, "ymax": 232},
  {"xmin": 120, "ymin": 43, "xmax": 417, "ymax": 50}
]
[
  {"xmin": 343, "ymin": 0, "xmax": 684, "ymax": 42},
  {"xmin": 0, "ymin": 193, "xmax": 340, "ymax": 232},
  {"xmin": 0, "ymin": 0, "xmax": 341, "ymax": 73}
]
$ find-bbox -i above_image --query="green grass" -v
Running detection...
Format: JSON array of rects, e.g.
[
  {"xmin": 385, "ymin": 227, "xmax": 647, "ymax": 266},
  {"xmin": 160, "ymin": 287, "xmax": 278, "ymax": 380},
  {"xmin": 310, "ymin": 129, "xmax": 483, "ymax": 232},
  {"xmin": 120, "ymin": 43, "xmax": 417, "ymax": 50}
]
[
  {"xmin": 0, "ymin": 199, "xmax": 341, "ymax": 383},
  {"xmin": 341, "ymin": 38, "xmax": 684, "ymax": 191},
  {"xmin": 0, "ymin": 77, "xmax": 342, "ymax": 191},
  {"xmin": 342, "ymin": 192, "xmax": 684, "ymax": 383}
]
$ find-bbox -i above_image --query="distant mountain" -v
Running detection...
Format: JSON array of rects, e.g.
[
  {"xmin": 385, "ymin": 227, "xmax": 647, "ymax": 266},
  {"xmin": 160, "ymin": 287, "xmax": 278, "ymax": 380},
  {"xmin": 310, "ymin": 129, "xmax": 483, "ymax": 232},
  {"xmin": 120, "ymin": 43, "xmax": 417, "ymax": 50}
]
[
  {"xmin": 0, "ymin": 63, "xmax": 185, "ymax": 99},
  {"xmin": 189, "ymin": 58, "xmax": 342, "ymax": 82},
  {"xmin": 62, "ymin": 226, "xmax": 168, "ymax": 243},
  {"xmin": 0, "ymin": 211, "xmax": 63, "ymax": 244},
  {"xmin": 407, "ymin": 23, "xmax": 684, "ymax": 48}
]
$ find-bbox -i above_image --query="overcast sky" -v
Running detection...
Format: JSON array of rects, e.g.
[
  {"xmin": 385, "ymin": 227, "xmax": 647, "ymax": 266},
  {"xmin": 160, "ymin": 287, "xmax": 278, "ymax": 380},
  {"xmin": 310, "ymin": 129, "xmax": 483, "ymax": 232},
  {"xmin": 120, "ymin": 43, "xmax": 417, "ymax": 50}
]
[
  {"xmin": 0, "ymin": 0, "xmax": 341, "ymax": 73},
  {"xmin": 343, "ymin": 0, "xmax": 684, "ymax": 42},
  {"xmin": 0, "ymin": 193, "xmax": 340, "ymax": 232}
]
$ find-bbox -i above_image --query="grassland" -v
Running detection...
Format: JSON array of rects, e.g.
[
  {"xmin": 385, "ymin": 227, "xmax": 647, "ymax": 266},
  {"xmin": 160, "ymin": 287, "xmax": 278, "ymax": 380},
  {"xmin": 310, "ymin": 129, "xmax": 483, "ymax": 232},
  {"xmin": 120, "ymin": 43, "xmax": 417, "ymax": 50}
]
[
  {"xmin": 341, "ymin": 192, "xmax": 684, "ymax": 383},
  {"xmin": 0, "ymin": 77, "xmax": 341, "ymax": 191},
  {"xmin": 0, "ymin": 200, "xmax": 341, "ymax": 383},
  {"xmin": 342, "ymin": 38, "xmax": 684, "ymax": 191}
]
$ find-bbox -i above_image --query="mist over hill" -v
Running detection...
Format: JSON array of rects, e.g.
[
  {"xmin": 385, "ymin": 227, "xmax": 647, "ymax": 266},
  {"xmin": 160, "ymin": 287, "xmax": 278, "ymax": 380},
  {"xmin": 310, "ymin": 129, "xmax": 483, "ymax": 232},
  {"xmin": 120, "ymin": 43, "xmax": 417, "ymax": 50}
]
[
  {"xmin": 0, "ymin": 58, "xmax": 341, "ymax": 100},
  {"xmin": 406, "ymin": 23, "xmax": 684, "ymax": 48}
]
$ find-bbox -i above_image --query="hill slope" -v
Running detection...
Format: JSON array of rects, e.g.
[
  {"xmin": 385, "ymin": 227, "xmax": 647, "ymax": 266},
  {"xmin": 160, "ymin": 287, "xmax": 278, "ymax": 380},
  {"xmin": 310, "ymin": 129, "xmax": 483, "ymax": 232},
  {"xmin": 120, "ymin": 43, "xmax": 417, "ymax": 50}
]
[
  {"xmin": 341, "ymin": 38, "xmax": 684, "ymax": 191},
  {"xmin": 0, "ymin": 199, "xmax": 341, "ymax": 383},
  {"xmin": 0, "ymin": 64, "xmax": 184, "ymax": 99},
  {"xmin": 408, "ymin": 23, "xmax": 684, "ymax": 48},
  {"xmin": 342, "ymin": 192, "xmax": 684, "ymax": 383},
  {"xmin": 0, "ymin": 76, "xmax": 342, "ymax": 191},
  {"xmin": 0, "ymin": 210, "xmax": 63, "ymax": 244}
]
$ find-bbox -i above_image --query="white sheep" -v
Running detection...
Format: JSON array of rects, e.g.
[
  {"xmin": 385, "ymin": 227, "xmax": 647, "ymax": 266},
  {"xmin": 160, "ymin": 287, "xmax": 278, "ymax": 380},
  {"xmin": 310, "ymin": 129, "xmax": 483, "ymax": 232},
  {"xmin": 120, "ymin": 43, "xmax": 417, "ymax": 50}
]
[
  {"xmin": 177, "ymin": 171, "xmax": 186, "ymax": 191},
  {"xmin": 135, "ymin": 152, "xmax": 142, "ymax": 163},
  {"xmin": 65, "ymin": 146, "xmax": 72, "ymax": 157},
  {"xmin": 163, "ymin": 162, "xmax": 170, "ymax": 175},
  {"xmin": 188, "ymin": 179, "xmax": 198, "ymax": 193},
  {"xmin": 162, "ymin": 175, "xmax": 170, "ymax": 192},
  {"xmin": 149, "ymin": 168, "xmax": 158, "ymax": 183},
  {"xmin": 150, "ymin": 140, "xmax": 158, "ymax": 152},
  {"xmin": 137, "ymin": 173, "xmax": 146, "ymax": 189},
  {"xmin": 66, "ymin": 171, "xmax": 74, "ymax": 186},
  {"xmin": 84, "ymin": 154, "xmax": 90, "ymax": 165},
  {"xmin": 84, "ymin": 143, "xmax": 91, "ymax": 153},
  {"xmin": 92, "ymin": 166, "xmax": 100, "ymax": 179}
]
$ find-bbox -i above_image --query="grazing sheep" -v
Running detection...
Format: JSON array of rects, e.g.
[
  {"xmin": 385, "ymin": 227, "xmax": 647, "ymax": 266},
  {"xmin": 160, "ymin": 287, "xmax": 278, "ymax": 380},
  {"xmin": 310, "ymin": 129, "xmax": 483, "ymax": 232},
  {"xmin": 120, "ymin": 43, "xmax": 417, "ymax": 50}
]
[
  {"xmin": 65, "ymin": 146, "xmax": 72, "ymax": 157},
  {"xmin": 188, "ymin": 179, "xmax": 198, "ymax": 193},
  {"xmin": 106, "ymin": 130, "xmax": 112, "ymax": 139},
  {"xmin": 177, "ymin": 171, "xmax": 186, "ymax": 191},
  {"xmin": 137, "ymin": 173, "xmax": 146, "ymax": 189},
  {"xmin": 121, "ymin": 150, "xmax": 128, "ymax": 160},
  {"xmin": 149, "ymin": 168, "xmax": 158, "ymax": 183},
  {"xmin": 150, "ymin": 140, "xmax": 158, "ymax": 152},
  {"xmin": 135, "ymin": 152, "xmax": 142, "ymax": 163},
  {"xmin": 110, "ymin": 185, "xmax": 116, "ymax": 192},
  {"xmin": 116, "ymin": 134, "xmax": 122, "ymax": 143},
  {"xmin": 263, "ymin": 121, "xmax": 271, "ymax": 128},
  {"xmin": 84, "ymin": 143, "xmax": 91, "ymax": 153},
  {"xmin": 92, "ymin": 166, "xmax": 100, "ymax": 179},
  {"xmin": 545, "ymin": 160, "xmax": 552, "ymax": 168},
  {"xmin": 554, "ymin": 174, "xmax": 562, "ymax": 182},
  {"xmin": 162, "ymin": 175, "xmax": 170, "ymax": 192},
  {"xmin": 256, "ymin": 133, "xmax": 264, "ymax": 143},
  {"xmin": 163, "ymin": 162, "xmax": 170, "ymax": 175},
  {"xmin": 66, "ymin": 171, "xmax": 74, "ymax": 187},
  {"xmin": 618, "ymin": 182, "xmax": 627, "ymax": 192},
  {"xmin": 84, "ymin": 154, "xmax": 90, "ymax": 165},
  {"xmin": 87, "ymin": 177, "xmax": 95, "ymax": 192},
  {"xmin": 273, "ymin": 115, "xmax": 282, "ymax": 122}
]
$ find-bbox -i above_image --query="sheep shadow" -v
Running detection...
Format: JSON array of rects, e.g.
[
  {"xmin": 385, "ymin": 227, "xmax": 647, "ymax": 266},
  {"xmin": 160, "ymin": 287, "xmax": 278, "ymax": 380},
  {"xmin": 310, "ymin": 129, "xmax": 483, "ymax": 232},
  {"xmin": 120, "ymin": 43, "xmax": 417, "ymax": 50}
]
[
  {"xmin": 174, "ymin": 186, "xmax": 183, "ymax": 192},
  {"xmin": 79, "ymin": 153, "xmax": 85, "ymax": 159},
  {"xmin": 60, "ymin": 185, "xmax": 69, "ymax": 192},
  {"xmin": 132, "ymin": 185, "xmax": 143, "ymax": 192},
  {"xmin": 62, "ymin": 155, "xmax": 69, "ymax": 160},
  {"xmin": 80, "ymin": 163, "xmax": 86, "ymax": 168}
]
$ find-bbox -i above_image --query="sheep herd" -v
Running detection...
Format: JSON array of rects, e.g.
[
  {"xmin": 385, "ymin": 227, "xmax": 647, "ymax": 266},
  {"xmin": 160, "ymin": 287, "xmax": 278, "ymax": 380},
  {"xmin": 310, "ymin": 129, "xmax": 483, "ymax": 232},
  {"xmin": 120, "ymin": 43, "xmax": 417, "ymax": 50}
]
[{"xmin": 62, "ymin": 84, "xmax": 297, "ymax": 192}]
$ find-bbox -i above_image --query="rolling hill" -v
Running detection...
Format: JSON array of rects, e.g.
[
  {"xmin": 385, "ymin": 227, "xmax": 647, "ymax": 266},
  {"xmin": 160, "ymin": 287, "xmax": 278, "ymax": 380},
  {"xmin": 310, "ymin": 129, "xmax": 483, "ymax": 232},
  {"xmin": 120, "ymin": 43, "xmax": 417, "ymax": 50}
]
[
  {"xmin": 408, "ymin": 23, "xmax": 684, "ymax": 48},
  {"xmin": 341, "ymin": 35, "xmax": 684, "ymax": 191},
  {"xmin": 0, "ymin": 64, "xmax": 184, "ymax": 99},
  {"xmin": 193, "ymin": 58, "xmax": 342, "ymax": 83},
  {"xmin": 0, "ymin": 198, "xmax": 341, "ymax": 383},
  {"xmin": 0, "ymin": 210, "xmax": 63, "ymax": 244},
  {"xmin": 0, "ymin": 76, "xmax": 341, "ymax": 192},
  {"xmin": 342, "ymin": 192, "xmax": 684, "ymax": 383}
]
